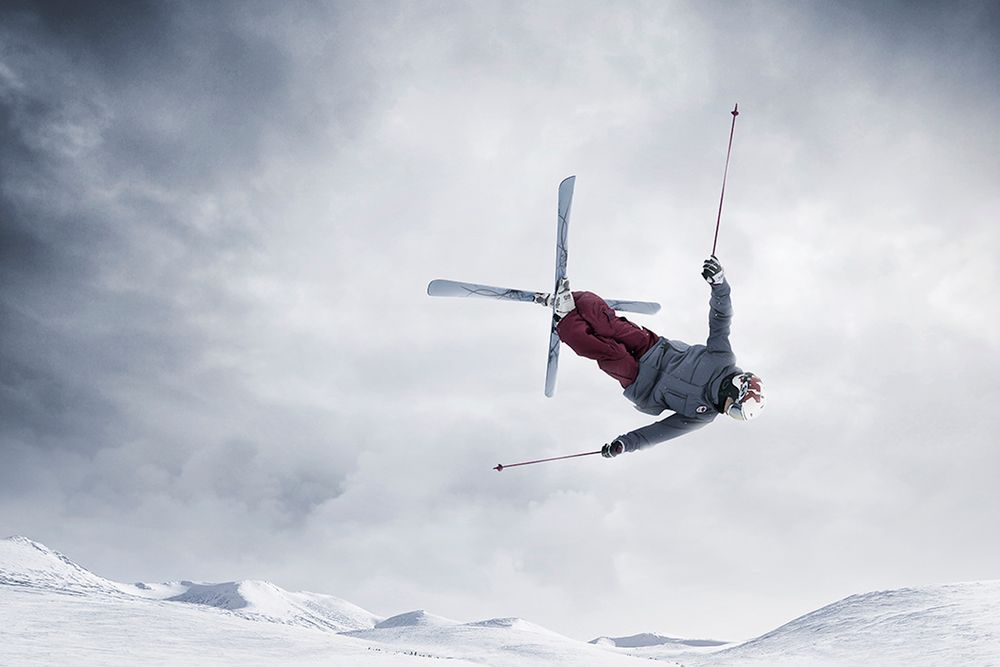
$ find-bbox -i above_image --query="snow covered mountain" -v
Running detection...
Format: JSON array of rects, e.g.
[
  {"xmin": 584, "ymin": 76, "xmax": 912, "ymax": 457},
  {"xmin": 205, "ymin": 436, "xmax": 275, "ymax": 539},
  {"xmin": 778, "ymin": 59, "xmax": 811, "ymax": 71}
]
[
  {"xmin": 3, "ymin": 535, "xmax": 999, "ymax": 666},
  {"xmin": 0, "ymin": 534, "xmax": 130, "ymax": 596},
  {"xmin": 0, "ymin": 535, "xmax": 379, "ymax": 633},
  {"xmin": 0, "ymin": 536, "xmax": 641, "ymax": 666},
  {"xmin": 163, "ymin": 579, "xmax": 381, "ymax": 632}
]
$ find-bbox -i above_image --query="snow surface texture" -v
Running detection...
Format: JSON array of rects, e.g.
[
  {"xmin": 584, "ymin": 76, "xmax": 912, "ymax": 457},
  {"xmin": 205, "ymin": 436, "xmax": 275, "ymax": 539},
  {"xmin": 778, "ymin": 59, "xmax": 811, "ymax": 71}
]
[{"xmin": 2, "ymin": 536, "xmax": 1000, "ymax": 666}]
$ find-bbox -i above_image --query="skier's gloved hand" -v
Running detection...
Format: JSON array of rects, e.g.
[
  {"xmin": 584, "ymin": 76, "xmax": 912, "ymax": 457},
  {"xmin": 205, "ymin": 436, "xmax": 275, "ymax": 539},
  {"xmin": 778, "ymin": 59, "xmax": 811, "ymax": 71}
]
[
  {"xmin": 702, "ymin": 256, "xmax": 725, "ymax": 285},
  {"xmin": 602, "ymin": 440, "xmax": 625, "ymax": 458}
]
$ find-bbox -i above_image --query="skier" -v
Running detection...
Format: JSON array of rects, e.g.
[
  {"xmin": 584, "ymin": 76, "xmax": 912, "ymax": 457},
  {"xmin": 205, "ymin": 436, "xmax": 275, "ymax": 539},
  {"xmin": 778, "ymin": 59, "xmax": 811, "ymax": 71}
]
[{"xmin": 551, "ymin": 256, "xmax": 765, "ymax": 459}]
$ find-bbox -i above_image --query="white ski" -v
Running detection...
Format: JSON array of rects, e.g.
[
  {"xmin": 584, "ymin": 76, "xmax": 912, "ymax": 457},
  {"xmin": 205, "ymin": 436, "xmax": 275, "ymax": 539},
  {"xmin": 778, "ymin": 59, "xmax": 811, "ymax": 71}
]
[
  {"xmin": 426, "ymin": 279, "xmax": 660, "ymax": 315},
  {"xmin": 544, "ymin": 176, "xmax": 575, "ymax": 397}
]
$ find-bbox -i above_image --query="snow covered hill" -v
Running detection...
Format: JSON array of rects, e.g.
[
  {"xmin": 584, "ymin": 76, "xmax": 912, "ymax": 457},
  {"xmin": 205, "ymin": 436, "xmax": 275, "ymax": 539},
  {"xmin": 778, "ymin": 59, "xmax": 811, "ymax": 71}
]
[
  {"xmin": 163, "ymin": 579, "xmax": 381, "ymax": 632},
  {"xmin": 683, "ymin": 581, "xmax": 1000, "ymax": 666},
  {"xmin": 0, "ymin": 536, "xmax": 643, "ymax": 666},
  {"xmin": 0, "ymin": 535, "xmax": 379, "ymax": 633},
  {"xmin": 591, "ymin": 632, "xmax": 729, "ymax": 649},
  {"xmin": 0, "ymin": 535, "xmax": 129, "ymax": 596},
  {"xmin": 342, "ymin": 611, "xmax": 629, "ymax": 666},
  {"xmin": 590, "ymin": 632, "xmax": 732, "ymax": 660},
  {"xmin": 2, "ymin": 535, "xmax": 999, "ymax": 666}
]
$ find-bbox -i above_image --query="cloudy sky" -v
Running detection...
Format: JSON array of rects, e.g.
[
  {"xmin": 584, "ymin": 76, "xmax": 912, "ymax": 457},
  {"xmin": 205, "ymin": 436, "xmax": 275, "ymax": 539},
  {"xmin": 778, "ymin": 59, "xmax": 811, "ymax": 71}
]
[{"xmin": 2, "ymin": 0, "xmax": 999, "ymax": 642}]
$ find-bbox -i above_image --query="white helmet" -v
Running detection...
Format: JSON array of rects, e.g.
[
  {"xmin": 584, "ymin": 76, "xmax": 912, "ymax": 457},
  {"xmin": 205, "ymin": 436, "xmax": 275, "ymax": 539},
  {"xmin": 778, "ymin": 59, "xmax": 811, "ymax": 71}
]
[{"xmin": 726, "ymin": 372, "xmax": 766, "ymax": 422}]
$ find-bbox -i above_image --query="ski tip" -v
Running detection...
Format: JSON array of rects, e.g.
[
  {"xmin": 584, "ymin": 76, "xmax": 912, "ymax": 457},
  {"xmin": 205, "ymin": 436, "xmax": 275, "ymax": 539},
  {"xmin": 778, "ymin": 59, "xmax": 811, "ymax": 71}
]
[
  {"xmin": 427, "ymin": 279, "xmax": 450, "ymax": 296},
  {"xmin": 494, "ymin": 464, "xmax": 504, "ymax": 472}
]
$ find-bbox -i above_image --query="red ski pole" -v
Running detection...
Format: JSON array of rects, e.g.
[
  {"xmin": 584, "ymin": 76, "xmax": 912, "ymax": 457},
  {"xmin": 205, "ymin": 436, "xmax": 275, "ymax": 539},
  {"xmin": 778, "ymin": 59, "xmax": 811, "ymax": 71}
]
[
  {"xmin": 494, "ymin": 449, "xmax": 603, "ymax": 472},
  {"xmin": 711, "ymin": 103, "xmax": 740, "ymax": 257}
]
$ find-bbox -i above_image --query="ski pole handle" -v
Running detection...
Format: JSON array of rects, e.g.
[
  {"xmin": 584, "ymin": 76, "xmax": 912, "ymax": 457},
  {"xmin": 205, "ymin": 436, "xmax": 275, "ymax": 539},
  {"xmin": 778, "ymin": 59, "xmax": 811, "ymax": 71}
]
[{"xmin": 494, "ymin": 450, "xmax": 603, "ymax": 472}]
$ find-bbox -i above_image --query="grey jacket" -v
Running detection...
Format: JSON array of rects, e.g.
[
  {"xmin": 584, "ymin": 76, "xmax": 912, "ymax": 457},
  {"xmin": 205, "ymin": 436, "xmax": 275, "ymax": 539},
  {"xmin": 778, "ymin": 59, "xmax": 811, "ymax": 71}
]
[{"xmin": 617, "ymin": 280, "xmax": 741, "ymax": 452}]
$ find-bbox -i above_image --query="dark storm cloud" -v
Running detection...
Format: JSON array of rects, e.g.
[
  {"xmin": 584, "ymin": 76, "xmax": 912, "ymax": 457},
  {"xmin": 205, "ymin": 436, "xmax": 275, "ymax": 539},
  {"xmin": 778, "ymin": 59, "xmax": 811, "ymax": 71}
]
[
  {"xmin": 4, "ymin": 0, "xmax": 297, "ymax": 190},
  {"xmin": 6, "ymin": 0, "xmax": 174, "ymax": 74},
  {"xmin": 839, "ymin": 0, "xmax": 1000, "ymax": 43},
  {"xmin": 0, "ymin": 1, "xmax": 354, "ymax": 480},
  {"xmin": 3, "ymin": 5, "xmax": 272, "ymax": 289}
]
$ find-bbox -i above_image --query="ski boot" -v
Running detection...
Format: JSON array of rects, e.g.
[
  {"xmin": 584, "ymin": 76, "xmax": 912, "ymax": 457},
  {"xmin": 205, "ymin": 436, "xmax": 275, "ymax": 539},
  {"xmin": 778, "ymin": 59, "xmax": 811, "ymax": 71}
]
[{"xmin": 552, "ymin": 277, "xmax": 575, "ymax": 320}]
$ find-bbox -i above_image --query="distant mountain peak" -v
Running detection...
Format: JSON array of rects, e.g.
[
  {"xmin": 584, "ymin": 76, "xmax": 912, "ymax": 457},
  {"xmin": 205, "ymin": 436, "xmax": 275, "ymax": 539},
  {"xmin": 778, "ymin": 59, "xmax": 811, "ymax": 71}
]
[
  {"xmin": 467, "ymin": 616, "xmax": 524, "ymax": 628},
  {"xmin": 0, "ymin": 535, "xmax": 122, "ymax": 595},
  {"xmin": 168, "ymin": 581, "xmax": 249, "ymax": 610},
  {"xmin": 466, "ymin": 617, "xmax": 567, "ymax": 638},
  {"xmin": 375, "ymin": 609, "xmax": 458, "ymax": 628},
  {"xmin": 4, "ymin": 535, "xmax": 69, "ymax": 560},
  {"xmin": 0, "ymin": 537, "xmax": 380, "ymax": 633},
  {"xmin": 589, "ymin": 632, "xmax": 730, "ymax": 648}
]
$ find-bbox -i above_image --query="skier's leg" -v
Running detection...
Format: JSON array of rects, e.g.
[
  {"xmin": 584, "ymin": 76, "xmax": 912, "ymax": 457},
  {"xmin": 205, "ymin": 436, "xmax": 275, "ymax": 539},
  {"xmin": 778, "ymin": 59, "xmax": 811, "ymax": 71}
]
[
  {"xmin": 571, "ymin": 291, "xmax": 659, "ymax": 358},
  {"xmin": 556, "ymin": 292, "xmax": 649, "ymax": 388},
  {"xmin": 557, "ymin": 315, "xmax": 637, "ymax": 388}
]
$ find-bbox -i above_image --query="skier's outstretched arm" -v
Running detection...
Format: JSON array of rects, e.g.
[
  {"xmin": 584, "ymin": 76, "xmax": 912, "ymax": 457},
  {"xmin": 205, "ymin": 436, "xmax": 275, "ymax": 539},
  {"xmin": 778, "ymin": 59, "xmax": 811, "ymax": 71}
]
[
  {"xmin": 703, "ymin": 256, "xmax": 734, "ymax": 354},
  {"xmin": 612, "ymin": 413, "xmax": 712, "ymax": 454}
]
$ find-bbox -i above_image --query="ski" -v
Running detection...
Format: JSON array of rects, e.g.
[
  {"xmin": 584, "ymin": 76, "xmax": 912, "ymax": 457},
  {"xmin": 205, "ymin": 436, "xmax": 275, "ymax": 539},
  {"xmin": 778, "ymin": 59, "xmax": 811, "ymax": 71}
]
[
  {"xmin": 427, "ymin": 279, "xmax": 660, "ymax": 315},
  {"xmin": 427, "ymin": 279, "xmax": 544, "ymax": 304},
  {"xmin": 545, "ymin": 176, "xmax": 575, "ymax": 397},
  {"xmin": 602, "ymin": 299, "xmax": 660, "ymax": 315}
]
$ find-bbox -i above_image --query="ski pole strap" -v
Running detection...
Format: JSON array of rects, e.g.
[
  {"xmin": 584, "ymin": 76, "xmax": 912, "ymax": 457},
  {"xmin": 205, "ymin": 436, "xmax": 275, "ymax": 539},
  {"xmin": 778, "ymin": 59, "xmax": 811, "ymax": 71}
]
[{"xmin": 494, "ymin": 450, "xmax": 603, "ymax": 472}]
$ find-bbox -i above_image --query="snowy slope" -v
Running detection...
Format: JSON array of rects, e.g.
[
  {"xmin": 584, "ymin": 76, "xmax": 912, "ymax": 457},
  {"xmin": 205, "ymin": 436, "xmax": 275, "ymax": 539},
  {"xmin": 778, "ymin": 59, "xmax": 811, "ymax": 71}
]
[
  {"xmin": 3, "ymin": 536, "xmax": 1000, "ymax": 666},
  {"xmin": 679, "ymin": 581, "xmax": 1000, "ymax": 666},
  {"xmin": 591, "ymin": 632, "xmax": 729, "ymax": 649},
  {"xmin": 0, "ymin": 535, "xmax": 131, "ymax": 596},
  {"xmin": 344, "ymin": 611, "xmax": 643, "ymax": 666},
  {"xmin": 0, "ymin": 536, "xmax": 380, "ymax": 633},
  {"xmin": 1, "ymin": 585, "xmax": 450, "ymax": 666},
  {"xmin": 0, "ymin": 536, "xmax": 643, "ymax": 666},
  {"xmin": 164, "ymin": 579, "xmax": 381, "ymax": 632},
  {"xmin": 589, "ymin": 632, "xmax": 733, "ymax": 661}
]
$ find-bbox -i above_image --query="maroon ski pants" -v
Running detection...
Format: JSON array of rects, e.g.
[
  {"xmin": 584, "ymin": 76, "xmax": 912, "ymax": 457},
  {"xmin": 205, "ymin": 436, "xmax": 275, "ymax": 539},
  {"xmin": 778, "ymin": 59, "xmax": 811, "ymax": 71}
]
[{"xmin": 556, "ymin": 291, "xmax": 659, "ymax": 388}]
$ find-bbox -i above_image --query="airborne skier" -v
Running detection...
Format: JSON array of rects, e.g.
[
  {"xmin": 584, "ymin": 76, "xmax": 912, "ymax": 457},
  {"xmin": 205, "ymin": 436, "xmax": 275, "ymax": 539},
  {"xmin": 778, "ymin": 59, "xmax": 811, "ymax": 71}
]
[
  {"xmin": 431, "ymin": 107, "xmax": 756, "ymax": 471},
  {"xmin": 550, "ymin": 255, "xmax": 766, "ymax": 459}
]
